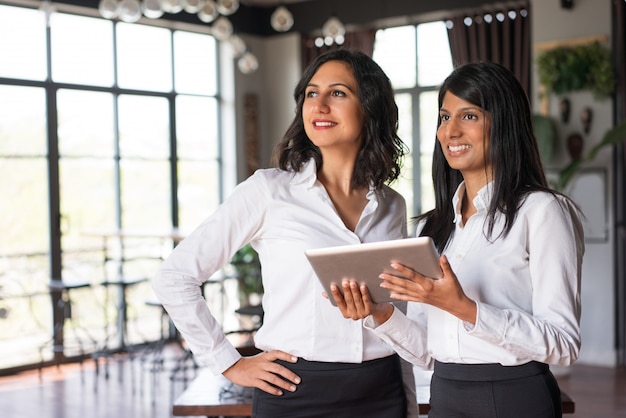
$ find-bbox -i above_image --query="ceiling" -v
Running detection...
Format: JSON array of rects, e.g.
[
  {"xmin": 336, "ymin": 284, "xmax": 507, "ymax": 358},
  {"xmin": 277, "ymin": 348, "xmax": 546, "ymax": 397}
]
[
  {"xmin": 240, "ymin": 0, "xmax": 312, "ymax": 5},
  {"xmin": 52, "ymin": 0, "xmax": 508, "ymax": 36}
]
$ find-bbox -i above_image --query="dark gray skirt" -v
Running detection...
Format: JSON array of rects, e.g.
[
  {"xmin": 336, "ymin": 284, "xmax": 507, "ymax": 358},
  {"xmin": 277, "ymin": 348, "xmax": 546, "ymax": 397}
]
[
  {"xmin": 252, "ymin": 354, "xmax": 407, "ymax": 418},
  {"xmin": 429, "ymin": 360, "xmax": 562, "ymax": 418}
]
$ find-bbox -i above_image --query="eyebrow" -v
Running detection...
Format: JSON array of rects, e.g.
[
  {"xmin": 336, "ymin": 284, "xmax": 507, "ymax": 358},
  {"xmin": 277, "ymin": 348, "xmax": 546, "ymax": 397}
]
[
  {"xmin": 439, "ymin": 106, "xmax": 482, "ymax": 113},
  {"xmin": 306, "ymin": 82, "xmax": 356, "ymax": 93}
]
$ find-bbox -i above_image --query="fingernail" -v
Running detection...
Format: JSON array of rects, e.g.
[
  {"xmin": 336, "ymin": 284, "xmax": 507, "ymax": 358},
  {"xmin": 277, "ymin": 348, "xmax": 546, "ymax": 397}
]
[
  {"xmin": 290, "ymin": 385, "xmax": 297, "ymax": 391},
  {"xmin": 277, "ymin": 390, "xmax": 283, "ymax": 396},
  {"xmin": 294, "ymin": 377, "xmax": 301, "ymax": 384}
]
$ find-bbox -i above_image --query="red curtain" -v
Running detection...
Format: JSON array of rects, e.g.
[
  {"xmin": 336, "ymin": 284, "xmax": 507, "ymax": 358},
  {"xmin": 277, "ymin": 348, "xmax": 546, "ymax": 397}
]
[{"xmin": 445, "ymin": 1, "xmax": 531, "ymax": 96}]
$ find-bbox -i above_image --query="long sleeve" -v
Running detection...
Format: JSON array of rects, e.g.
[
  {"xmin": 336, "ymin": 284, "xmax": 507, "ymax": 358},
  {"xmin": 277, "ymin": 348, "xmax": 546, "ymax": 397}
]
[
  {"xmin": 152, "ymin": 171, "xmax": 269, "ymax": 374},
  {"xmin": 464, "ymin": 195, "xmax": 584, "ymax": 365}
]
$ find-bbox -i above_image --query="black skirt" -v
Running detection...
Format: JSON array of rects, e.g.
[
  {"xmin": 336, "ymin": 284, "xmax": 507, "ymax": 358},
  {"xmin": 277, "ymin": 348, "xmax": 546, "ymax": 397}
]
[
  {"xmin": 429, "ymin": 360, "xmax": 563, "ymax": 418},
  {"xmin": 252, "ymin": 354, "xmax": 407, "ymax": 418}
]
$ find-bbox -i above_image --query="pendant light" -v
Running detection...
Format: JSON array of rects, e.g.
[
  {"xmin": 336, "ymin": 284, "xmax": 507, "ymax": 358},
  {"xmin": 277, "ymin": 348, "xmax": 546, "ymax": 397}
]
[
  {"xmin": 270, "ymin": 5, "xmax": 293, "ymax": 32},
  {"xmin": 98, "ymin": 0, "xmax": 119, "ymax": 19},
  {"xmin": 141, "ymin": 0, "xmax": 163, "ymax": 19},
  {"xmin": 198, "ymin": 0, "xmax": 219, "ymax": 23},
  {"xmin": 216, "ymin": 0, "xmax": 239, "ymax": 16},
  {"xmin": 184, "ymin": 0, "xmax": 206, "ymax": 14},
  {"xmin": 118, "ymin": 0, "xmax": 142, "ymax": 23}
]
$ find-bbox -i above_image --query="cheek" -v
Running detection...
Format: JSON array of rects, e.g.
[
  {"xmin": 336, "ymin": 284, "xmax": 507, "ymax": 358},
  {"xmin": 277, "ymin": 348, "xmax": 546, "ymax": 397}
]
[{"xmin": 436, "ymin": 125, "xmax": 445, "ymax": 141}]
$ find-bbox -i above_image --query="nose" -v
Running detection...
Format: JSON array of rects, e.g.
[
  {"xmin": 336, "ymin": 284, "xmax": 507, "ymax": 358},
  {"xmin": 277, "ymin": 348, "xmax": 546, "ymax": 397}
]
[
  {"xmin": 441, "ymin": 118, "xmax": 460, "ymax": 139},
  {"xmin": 312, "ymin": 95, "xmax": 330, "ymax": 113}
]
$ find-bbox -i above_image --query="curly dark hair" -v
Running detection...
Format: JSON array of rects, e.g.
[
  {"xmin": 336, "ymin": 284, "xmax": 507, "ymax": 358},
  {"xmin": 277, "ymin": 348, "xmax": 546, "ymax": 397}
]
[
  {"xmin": 417, "ymin": 62, "xmax": 558, "ymax": 252},
  {"xmin": 271, "ymin": 49, "xmax": 407, "ymax": 190}
]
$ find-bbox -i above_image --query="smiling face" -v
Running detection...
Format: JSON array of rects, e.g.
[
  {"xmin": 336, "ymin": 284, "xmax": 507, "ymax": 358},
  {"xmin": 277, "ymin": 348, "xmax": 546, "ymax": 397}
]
[
  {"xmin": 302, "ymin": 60, "xmax": 365, "ymax": 154},
  {"xmin": 437, "ymin": 91, "xmax": 492, "ymax": 185}
]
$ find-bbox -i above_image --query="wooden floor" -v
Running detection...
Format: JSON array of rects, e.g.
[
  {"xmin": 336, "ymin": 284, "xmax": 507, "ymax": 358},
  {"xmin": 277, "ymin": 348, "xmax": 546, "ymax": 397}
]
[{"xmin": 1, "ymin": 343, "xmax": 625, "ymax": 418}]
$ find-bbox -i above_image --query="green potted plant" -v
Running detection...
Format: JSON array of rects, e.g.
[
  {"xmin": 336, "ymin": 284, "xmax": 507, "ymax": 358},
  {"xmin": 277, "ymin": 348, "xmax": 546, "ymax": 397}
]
[
  {"xmin": 230, "ymin": 244, "xmax": 263, "ymax": 306},
  {"xmin": 536, "ymin": 41, "xmax": 616, "ymax": 99}
]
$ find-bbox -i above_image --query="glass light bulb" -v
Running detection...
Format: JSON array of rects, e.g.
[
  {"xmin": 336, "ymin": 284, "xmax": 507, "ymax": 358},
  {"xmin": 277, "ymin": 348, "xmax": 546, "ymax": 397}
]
[
  {"xmin": 229, "ymin": 34, "xmax": 247, "ymax": 57},
  {"xmin": 212, "ymin": 16, "xmax": 233, "ymax": 41},
  {"xmin": 118, "ymin": 0, "xmax": 142, "ymax": 22},
  {"xmin": 322, "ymin": 16, "xmax": 345, "ymax": 39},
  {"xmin": 216, "ymin": 0, "xmax": 239, "ymax": 16},
  {"xmin": 141, "ymin": 0, "xmax": 163, "ymax": 18},
  {"xmin": 160, "ymin": 0, "xmax": 184, "ymax": 14},
  {"xmin": 270, "ymin": 6, "xmax": 293, "ymax": 32},
  {"xmin": 238, "ymin": 51, "xmax": 258, "ymax": 74},
  {"xmin": 184, "ymin": 0, "xmax": 206, "ymax": 14},
  {"xmin": 99, "ymin": 0, "xmax": 119, "ymax": 19},
  {"xmin": 198, "ymin": 0, "xmax": 218, "ymax": 23}
]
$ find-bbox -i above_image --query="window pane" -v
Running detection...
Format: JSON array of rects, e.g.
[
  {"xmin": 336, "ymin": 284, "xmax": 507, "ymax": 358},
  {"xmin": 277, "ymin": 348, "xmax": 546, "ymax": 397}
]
[
  {"xmin": 417, "ymin": 21, "xmax": 453, "ymax": 86},
  {"xmin": 120, "ymin": 160, "xmax": 171, "ymax": 230},
  {"xmin": 419, "ymin": 90, "xmax": 440, "ymax": 214},
  {"xmin": 0, "ymin": 160, "xmax": 50, "ymax": 366},
  {"xmin": 0, "ymin": 86, "xmax": 46, "ymax": 156},
  {"xmin": 373, "ymin": 26, "xmax": 416, "ymax": 89},
  {"xmin": 59, "ymin": 158, "xmax": 116, "ymax": 280},
  {"xmin": 178, "ymin": 160, "xmax": 220, "ymax": 232},
  {"xmin": 117, "ymin": 23, "xmax": 172, "ymax": 92},
  {"xmin": 50, "ymin": 13, "xmax": 114, "ymax": 86},
  {"xmin": 0, "ymin": 160, "xmax": 49, "ymax": 255},
  {"xmin": 174, "ymin": 31, "xmax": 217, "ymax": 95},
  {"xmin": 118, "ymin": 95, "xmax": 170, "ymax": 159},
  {"xmin": 393, "ymin": 93, "xmax": 414, "ymax": 219},
  {"xmin": 0, "ymin": 5, "xmax": 47, "ymax": 80},
  {"xmin": 58, "ymin": 90, "xmax": 115, "ymax": 158},
  {"xmin": 176, "ymin": 95, "xmax": 218, "ymax": 159}
]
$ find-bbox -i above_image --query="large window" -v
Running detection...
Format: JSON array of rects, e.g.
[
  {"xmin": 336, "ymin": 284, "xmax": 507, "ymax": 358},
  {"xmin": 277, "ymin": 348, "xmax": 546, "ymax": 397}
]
[
  {"xmin": 373, "ymin": 22, "xmax": 453, "ymax": 226},
  {"xmin": 0, "ymin": 4, "xmax": 225, "ymax": 370}
]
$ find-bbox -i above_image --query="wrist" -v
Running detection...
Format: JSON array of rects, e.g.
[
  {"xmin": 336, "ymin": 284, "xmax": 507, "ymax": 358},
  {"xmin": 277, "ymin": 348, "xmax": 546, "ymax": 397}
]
[{"xmin": 371, "ymin": 304, "xmax": 394, "ymax": 326}]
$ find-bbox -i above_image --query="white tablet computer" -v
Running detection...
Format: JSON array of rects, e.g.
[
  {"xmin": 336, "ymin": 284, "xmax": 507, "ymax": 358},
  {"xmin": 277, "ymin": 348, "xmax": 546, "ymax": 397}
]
[{"xmin": 304, "ymin": 237, "xmax": 442, "ymax": 306}]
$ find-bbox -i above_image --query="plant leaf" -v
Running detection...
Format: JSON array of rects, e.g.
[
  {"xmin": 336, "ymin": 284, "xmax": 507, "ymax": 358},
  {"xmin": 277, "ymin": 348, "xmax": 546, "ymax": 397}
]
[
  {"xmin": 586, "ymin": 120, "xmax": 626, "ymax": 161},
  {"xmin": 558, "ymin": 158, "xmax": 583, "ymax": 191}
]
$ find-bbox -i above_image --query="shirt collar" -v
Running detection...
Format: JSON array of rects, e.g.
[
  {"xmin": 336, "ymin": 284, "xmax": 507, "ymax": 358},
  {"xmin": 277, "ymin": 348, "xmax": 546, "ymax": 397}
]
[
  {"xmin": 290, "ymin": 158, "xmax": 318, "ymax": 188},
  {"xmin": 290, "ymin": 158, "xmax": 379, "ymax": 198},
  {"xmin": 452, "ymin": 181, "xmax": 493, "ymax": 224}
]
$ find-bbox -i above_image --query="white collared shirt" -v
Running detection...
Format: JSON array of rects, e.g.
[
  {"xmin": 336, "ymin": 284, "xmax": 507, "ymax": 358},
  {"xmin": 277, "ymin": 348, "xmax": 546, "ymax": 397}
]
[
  {"xmin": 152, "ymin": 159, "xmax": 407, "ymax": 375},
  {"xmin": 366, "ymin": 182, "xmax": 584, "ymax": 368}
]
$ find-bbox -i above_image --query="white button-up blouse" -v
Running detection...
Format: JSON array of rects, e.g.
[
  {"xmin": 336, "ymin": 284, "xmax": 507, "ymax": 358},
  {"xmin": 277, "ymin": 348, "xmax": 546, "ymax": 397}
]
[
  {"xmin": 152, "ymin": 159, "xmax": 408, "ymax": 375},
  {"xmin": 366, "ymin": 182, "xmax": 584, "ymax": 369}
]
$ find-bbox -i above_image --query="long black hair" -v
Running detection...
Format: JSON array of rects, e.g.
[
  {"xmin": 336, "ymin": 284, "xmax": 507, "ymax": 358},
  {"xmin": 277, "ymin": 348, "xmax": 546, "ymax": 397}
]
[
  {"xmin": 417, "ymin": 62, "xmax": 554, "ymax": 252},
  {"xmin": 272, "ymin": 49, "xmax": 407, "ymax": 190}
]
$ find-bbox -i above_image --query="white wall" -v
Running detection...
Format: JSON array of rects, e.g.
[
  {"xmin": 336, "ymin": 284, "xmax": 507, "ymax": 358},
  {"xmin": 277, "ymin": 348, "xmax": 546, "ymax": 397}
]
[
  {"xmin": 531, "ymin": 0, "xmax": 616, "ymax": 367},
  {"xmin": 232, "ymin": 0, "xmax": 618, "ymax": 367},
  {"xmin": 233, "ymin": 32, "xmax": 301, "ymax": 180}
]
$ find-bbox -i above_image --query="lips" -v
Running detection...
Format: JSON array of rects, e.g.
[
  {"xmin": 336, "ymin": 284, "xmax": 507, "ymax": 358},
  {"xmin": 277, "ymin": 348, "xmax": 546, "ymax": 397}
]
[
  {"xmin": 313, "ymin": 120, "xmax": 336, "ymax": 128},
  {"xmin": 448, "ymin": 144, "xmax": 471, "ymax": 152}
]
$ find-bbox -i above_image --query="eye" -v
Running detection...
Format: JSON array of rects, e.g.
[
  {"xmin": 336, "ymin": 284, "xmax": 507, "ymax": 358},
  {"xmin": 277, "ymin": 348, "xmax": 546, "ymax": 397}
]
[
  {"xmin": 440, "ymin": 114, "xmax": 450, "ymax": 121},
  {"xmin": 331, "ymin": 89, "xmax": 346, "ymax": 97},
  {"xmin": 305, "ymin": 89, "xmax": 318, "ymax": 98}
]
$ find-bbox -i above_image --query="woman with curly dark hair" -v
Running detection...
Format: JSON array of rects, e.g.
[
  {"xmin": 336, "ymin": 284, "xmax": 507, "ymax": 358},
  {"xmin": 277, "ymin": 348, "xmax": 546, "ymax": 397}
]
[{"xmin": 153, "ymin": 49, "xmax": 417, "ymax": 417}]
